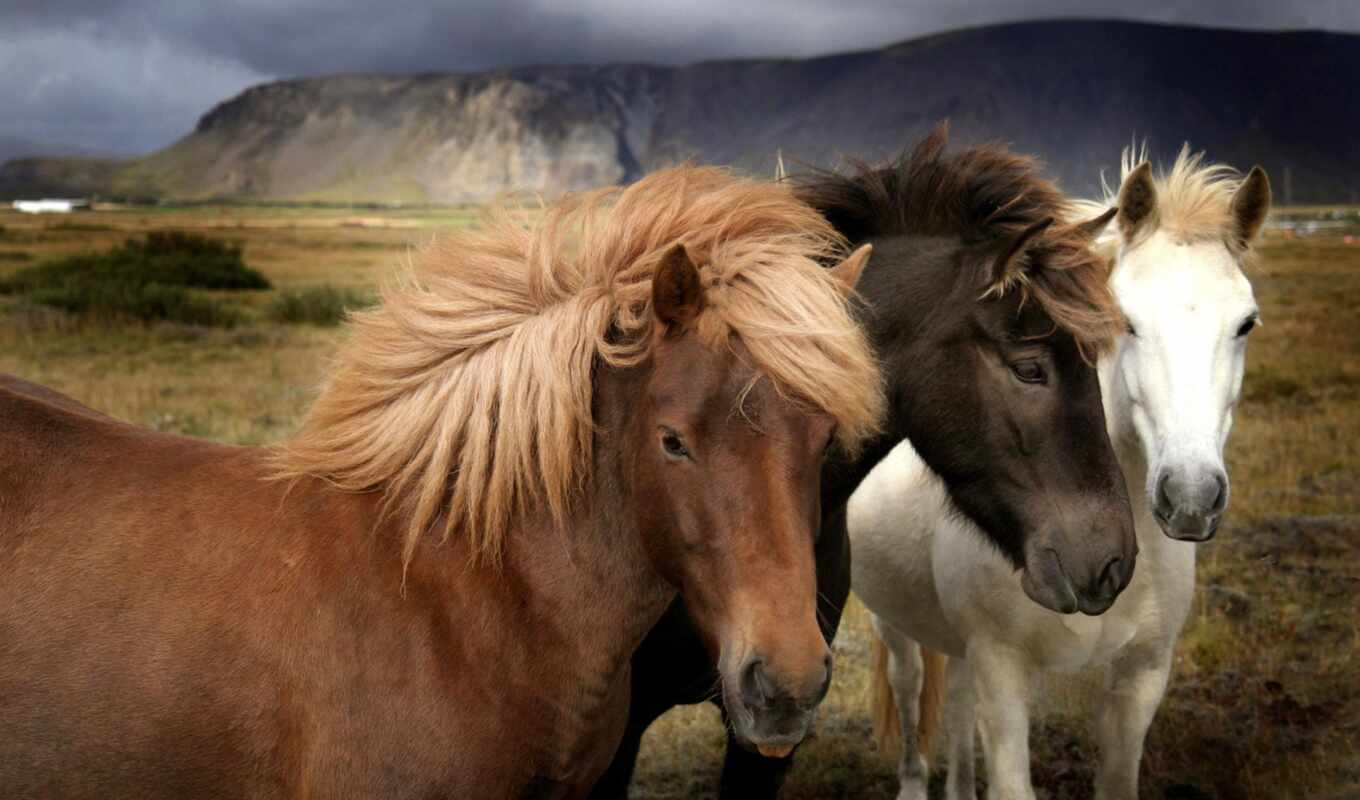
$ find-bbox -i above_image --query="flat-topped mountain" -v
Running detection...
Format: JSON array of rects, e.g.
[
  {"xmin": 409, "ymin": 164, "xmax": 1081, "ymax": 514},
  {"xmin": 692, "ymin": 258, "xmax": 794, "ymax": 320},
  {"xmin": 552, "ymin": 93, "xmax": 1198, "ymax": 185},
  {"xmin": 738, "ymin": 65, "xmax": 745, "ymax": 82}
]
[{"xmin": 4, "ymin": 19, "xmax": 1357, "ymax": 203}]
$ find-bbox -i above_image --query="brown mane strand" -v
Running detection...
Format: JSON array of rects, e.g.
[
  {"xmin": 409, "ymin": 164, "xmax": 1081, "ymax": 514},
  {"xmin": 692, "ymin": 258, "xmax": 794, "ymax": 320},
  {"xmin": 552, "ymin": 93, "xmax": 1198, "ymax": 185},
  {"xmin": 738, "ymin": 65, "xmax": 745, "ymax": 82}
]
[{"xmin": 795, "ymin": 125, "xmax": 1124, "ymax": 358}]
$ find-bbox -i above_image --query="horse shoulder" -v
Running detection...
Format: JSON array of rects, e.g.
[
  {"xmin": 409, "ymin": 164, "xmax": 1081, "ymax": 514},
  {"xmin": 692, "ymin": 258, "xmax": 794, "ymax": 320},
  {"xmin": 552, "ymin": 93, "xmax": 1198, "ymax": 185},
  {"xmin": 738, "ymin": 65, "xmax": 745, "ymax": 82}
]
[
  {"xmin": 849, "ymin": 440, "xmax": 969, "ymax": 657},
  {"xmin": 1120, "ymin": 526, "xmax": 1199, "ymax": 648}
]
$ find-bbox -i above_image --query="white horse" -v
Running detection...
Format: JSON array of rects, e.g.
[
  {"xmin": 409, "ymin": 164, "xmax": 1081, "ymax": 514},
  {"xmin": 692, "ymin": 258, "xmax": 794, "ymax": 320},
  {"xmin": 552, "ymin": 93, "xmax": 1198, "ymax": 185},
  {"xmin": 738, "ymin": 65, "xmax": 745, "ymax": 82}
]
[{"xmin": 848, "ymin": 147, "xmax": 1271, "ymax": 800}]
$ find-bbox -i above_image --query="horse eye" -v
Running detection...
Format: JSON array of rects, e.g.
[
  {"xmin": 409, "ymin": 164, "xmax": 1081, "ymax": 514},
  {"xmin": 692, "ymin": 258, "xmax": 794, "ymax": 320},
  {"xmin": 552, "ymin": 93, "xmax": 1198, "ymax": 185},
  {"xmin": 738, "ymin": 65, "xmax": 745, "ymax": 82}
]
[
  {"xmin": 660, "ymin": 428, "xmax": 690, "ymax": 460},
  {"xmin": 1012, "ymin": 360, "xmax": 1046, "ymax": 384},
  {"xmin": 1236, "ymin": 317, "xmax": 1258, "ymax": 338},
  {"xmin": 1126, "ymin": 322, "xmax": 1139, "ymax": 338}
]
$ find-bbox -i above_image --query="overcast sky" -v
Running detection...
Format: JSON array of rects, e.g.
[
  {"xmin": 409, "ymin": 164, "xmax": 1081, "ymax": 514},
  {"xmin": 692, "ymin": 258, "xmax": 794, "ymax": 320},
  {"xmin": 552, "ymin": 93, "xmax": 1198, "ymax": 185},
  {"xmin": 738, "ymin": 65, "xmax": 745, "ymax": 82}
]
[{"xmin": 3, "ymin": 0, "xmax": 1356, "ymax": 156}]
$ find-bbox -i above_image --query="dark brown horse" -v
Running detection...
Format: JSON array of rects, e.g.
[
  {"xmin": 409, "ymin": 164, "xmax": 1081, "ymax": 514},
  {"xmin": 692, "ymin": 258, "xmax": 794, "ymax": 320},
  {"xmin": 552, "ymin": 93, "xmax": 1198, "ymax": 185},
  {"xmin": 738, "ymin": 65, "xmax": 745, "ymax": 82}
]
[
  {"xmin": 591, "ymin": 127, "xmax": 1138, "ymax": 798},
  {"xmin": 0, "ymin": 167, "xmax": 884, "ymax": 798}
]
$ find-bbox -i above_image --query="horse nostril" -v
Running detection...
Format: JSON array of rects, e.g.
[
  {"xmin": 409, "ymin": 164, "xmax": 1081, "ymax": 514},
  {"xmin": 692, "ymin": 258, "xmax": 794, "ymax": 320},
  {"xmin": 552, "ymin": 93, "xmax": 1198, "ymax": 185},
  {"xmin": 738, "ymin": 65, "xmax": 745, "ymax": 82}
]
[
  {"xmin": 1021, "ymin": 546, "xmax": 1079, "ymax": 614},
  {"xmin": 815, "ymin": 653, "xmax": 834, "ymax": 701},
  {"xmin": 1098, "ymin": 554, "xmax": 1123, "ymax": 595},
  {"xmin": 1210, "ymin": 472, "xmax": 1228, "ymax": 514},
  {"xmin": 741, "ymin": 660, "xmax": 772, "ymax": 707},
  {"xmin": 1156, "ymin": 472, "xmax": 1172, "ymax": 513}
]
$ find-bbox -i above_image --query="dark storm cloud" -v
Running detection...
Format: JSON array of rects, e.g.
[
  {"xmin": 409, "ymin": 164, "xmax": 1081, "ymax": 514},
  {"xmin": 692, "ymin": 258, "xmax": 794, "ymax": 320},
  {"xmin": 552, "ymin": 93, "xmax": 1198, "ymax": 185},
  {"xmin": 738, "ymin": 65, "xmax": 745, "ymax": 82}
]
[{"xmin": 2, "ymin": 0, "xmax": 1357, "ymax": 155}]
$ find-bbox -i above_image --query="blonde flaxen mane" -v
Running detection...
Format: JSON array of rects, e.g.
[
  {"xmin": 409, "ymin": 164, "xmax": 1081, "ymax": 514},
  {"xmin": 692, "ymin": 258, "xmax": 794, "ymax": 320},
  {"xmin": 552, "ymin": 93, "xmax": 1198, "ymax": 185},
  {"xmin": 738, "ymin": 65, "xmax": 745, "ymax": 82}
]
[
  {"xmin": 272, "ymin": 166, "xmax": 883, "ymax": 567},
  {"xmin": 1081, "ymin": 143, "xmax": 1257, "ymax": 259}
]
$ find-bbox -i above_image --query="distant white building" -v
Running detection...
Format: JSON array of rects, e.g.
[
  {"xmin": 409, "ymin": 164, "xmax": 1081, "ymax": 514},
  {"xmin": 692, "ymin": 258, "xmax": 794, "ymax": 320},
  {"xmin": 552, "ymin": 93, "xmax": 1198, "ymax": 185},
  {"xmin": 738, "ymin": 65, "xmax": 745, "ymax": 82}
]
[{"xmin": 12, "ymin": 199, "xmax": 88, "ymax": 214}]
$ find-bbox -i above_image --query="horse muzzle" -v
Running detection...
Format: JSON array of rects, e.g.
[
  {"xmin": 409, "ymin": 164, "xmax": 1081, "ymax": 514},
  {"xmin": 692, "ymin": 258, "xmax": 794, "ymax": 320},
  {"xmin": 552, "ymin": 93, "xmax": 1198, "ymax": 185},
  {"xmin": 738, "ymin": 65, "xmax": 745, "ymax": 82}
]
[
  {"xmin": 1153, "ymin": 465, "xmax": 1228, "ymax": 542},
  {"xmin": 723, "ymin": 651, "xmax": 831, "ymax": 758},
  {"xmin": 1021, "ymin": 529, "xmax": 1136, "ymax": 617}
]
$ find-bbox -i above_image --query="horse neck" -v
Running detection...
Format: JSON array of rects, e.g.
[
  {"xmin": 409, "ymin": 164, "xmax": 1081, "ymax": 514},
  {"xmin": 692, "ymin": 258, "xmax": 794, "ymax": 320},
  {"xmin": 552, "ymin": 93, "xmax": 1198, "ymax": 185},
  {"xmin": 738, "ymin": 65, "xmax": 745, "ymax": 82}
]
[
  {"xmin": 509, "ymin": 361, "xmax": 674, "ymax": 684},
  {"xmin": 819, "ymin": 232, "xmax": 960, "ymax": 512},
  {"xmin": 821, "ymin": 430, "xmax": 908, "ymax": 513},
  {"xmin": 392, "ymin": 361, "xmax": 673, "ymax": 754},
  {"xmin": 502, "ymin": 505, "xmax": 668, "ymax": 671}
]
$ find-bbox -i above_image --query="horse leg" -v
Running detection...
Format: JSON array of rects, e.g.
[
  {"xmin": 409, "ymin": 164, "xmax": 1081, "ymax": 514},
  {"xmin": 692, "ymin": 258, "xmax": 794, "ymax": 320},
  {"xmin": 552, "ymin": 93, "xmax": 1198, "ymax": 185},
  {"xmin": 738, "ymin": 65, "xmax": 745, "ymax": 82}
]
[
  {"xmin": 1093, "ymin": 647, "xmax": 1172, "ymax": 800},
  {"xmin": 874, "ymin": 621, "xmax": 929, "ymax": 800},
  {"xmin": 715, "ymin": 704, "xmax": 795, "ymax": 799},
  {"xmin": 943, "ymin": 656, "xmax": 978, "ymax": 800},
  {"xmin": 969, "ymin": 641, "xmax": 1035, "ymax": 800}
]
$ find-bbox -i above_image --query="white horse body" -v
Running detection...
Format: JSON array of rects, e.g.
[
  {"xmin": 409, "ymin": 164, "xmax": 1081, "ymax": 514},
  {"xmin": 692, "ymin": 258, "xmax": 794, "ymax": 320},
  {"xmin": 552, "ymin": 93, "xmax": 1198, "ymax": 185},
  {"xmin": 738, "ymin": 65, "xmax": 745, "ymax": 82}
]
[
  {"xmin": 852, "ymin": 434, "xmax": 1194, "ymax": 668},
  {"xmin": 851, "ymin": 389, "xmax": 1196, "ymax": 800},
  {"xmin": 851, "ymin": 148, "xmax": 1268, "ymax": 800}
]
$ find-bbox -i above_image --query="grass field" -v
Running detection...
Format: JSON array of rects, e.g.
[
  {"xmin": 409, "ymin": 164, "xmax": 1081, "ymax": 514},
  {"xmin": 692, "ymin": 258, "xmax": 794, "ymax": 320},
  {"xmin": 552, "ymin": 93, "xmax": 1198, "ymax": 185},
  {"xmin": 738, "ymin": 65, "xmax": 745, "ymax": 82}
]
[{"xmin": 0, "ymin": 205, "xmax": 1355, "ymax": 798}]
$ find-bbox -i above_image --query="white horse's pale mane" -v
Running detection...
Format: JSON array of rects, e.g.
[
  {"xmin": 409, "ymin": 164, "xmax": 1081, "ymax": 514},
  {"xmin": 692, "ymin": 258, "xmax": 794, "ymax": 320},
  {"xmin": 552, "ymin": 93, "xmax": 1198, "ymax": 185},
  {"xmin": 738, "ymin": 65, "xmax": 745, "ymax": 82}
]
[
  {"xmin": 271, "ymin": 166, "xmax": 884, "ymax": 568},
  {"xmin": 1079, "ymin": 143, "xmax": 1256, "ymax": 259}
]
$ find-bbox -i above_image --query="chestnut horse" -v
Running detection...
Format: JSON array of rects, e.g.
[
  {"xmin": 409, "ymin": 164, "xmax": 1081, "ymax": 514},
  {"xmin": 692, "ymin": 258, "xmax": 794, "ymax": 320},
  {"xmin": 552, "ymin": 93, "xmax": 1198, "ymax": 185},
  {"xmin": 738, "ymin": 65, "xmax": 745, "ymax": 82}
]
[
  {"xmin": 0, "ymin": 167, "xmax": 884, "ymax": 798},
  {"xmin": 591, "ymin": 127, "xmax": 1137, "ymax": 798}
]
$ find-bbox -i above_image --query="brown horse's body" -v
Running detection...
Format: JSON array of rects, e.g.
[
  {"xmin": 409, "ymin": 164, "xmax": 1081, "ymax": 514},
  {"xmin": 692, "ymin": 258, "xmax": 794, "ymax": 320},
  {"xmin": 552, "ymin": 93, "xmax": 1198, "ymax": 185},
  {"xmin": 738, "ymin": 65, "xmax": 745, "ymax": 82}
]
[
  {"xmin": 0, "ymin": 167, "xmax": 883, "ymax": 798},
  {"xmin": 0, "ymin": 374, "xmax": 667, "ymax": 797}
]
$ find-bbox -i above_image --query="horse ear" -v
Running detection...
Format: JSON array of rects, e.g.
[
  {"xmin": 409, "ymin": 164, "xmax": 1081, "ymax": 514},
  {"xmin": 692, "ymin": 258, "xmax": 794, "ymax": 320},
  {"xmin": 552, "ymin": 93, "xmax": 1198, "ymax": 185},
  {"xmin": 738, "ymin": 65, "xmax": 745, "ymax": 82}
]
[
  {"xmin": 652, "ymin": 243, "xmax": 705, "ymax": 331},
  {"xmin": 1117, "ymin": 162, "xmax": 1157, "ymax": 239},
  {"xmin": 984, "ymin": 217, "xmax": 1052, "ymax": 295},
  {"xmin": 1231, "ymin": 166, "xmax": 1272, "ymax": 247},
  {"xmin": 829, "ymin": 243, "xmax": 872, "ymax": 292},
  {"xmin": 1068, "ymin": 206, "xmax": 1117, "ymax": 241}
]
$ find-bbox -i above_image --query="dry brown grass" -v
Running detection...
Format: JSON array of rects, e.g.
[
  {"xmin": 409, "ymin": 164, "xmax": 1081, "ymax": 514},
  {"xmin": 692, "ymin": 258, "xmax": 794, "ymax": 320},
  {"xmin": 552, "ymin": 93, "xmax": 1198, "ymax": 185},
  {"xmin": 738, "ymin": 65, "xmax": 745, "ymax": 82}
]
[
  {"xmin": 0, "ymin": 206, "xmax": 1355, "ymax": 798},
  {"xmin": 0, "ymin": 206, "xmax": 469, "ymax": 442},
  {"xmin": 0, "ymin": 204, "xmax": 475, "ymax": 291}
]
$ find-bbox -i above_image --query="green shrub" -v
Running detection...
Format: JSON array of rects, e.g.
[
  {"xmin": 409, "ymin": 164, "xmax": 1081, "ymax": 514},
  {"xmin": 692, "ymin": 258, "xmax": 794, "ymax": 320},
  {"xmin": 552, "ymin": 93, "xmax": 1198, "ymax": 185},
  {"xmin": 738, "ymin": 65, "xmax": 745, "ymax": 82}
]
[
  {"xmin": 267, "ymin": 285, "xmax": 375, "ymax": 326},
  {"xmin": 1, "ymin": 231, "xmax": 270, "ymax": 295},
  {"xmin": 0, "ymin": 231, "xmax": 267, "ymax": 327},
  {"xmin": 27, "ymin": 283, "xmax": 241, "ymax": 327}
]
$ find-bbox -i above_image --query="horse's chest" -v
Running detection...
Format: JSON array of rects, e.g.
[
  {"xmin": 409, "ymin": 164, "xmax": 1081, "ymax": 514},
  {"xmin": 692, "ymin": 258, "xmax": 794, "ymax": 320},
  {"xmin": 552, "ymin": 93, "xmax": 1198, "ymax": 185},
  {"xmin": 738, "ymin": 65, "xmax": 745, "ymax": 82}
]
[
  {"xmin": 507, "ymin": 662, "xmax": 635, "ymax": 795},
  {"xmin": 1038, "ymin": 565, "xmax": 1167, "ymax": 671},
  {"xmin": 1048, "ymin": 606, "xmax": 1142, "ymax": 669}
]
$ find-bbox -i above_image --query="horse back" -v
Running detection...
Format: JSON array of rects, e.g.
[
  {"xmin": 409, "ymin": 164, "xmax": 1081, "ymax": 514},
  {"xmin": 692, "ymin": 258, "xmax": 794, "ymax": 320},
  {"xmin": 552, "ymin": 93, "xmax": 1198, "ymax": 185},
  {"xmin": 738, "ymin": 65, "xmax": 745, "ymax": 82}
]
[
  {"xmin": 0, "ymin": 376, "xmax": 594, "ymax": 798},
  {"xmin": 0, "ymin": 378, "xmax": 452, "ymax": 796},
  {"xmin": 0, "ymin": 373, "xmax": 117, "ymax": 420},
  {"xmin": 0, "ymin": 374, "xmax": 234, "ymax": 542},
  {"xmin": 0, "ymin": 377, "xmax": 301, "ymax": 795}
]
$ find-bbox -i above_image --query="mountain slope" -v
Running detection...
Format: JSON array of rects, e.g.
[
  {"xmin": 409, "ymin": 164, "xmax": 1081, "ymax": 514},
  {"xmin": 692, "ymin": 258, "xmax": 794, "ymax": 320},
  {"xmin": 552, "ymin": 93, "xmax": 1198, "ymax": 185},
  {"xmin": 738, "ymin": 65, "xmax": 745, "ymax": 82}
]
[{"xmin": 5, "ymin": 20, "xmax": 1357, "ymax": 203}]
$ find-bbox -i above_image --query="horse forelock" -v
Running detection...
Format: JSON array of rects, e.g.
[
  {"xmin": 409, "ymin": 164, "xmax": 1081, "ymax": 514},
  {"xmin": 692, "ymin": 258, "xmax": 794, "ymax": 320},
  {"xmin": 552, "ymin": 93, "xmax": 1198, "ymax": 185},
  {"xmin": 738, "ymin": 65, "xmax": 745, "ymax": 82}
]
[
  {"xmin": 1107, "ymin": 143, "xmax": 1256, "ymax": 260},
  {"xmin": 795, "ymin": 130, "xmax": 1124, "ymax": 361},
  {"xmin": 270, "ymin": 165, "xmax": 883, "ymax": 570}
]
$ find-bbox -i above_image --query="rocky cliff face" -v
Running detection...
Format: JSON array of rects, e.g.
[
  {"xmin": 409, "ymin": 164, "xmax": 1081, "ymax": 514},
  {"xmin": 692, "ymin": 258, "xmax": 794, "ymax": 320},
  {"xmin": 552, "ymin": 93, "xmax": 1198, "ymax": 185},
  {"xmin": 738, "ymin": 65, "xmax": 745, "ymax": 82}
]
[
  {"xmin": 115, "ymin": 68, "xmax": 663, "ymax": 202},
  {"xmin": 5, "ymin": 20, "xmax": 1358, "ymax": 203}
]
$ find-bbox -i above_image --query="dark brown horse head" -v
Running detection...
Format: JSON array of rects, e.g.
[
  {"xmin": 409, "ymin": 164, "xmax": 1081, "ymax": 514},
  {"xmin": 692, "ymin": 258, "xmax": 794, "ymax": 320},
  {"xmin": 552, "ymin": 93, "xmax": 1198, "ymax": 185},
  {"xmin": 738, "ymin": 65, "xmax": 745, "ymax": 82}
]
[
  {"xmin": 801, "ymin": 125, "xmax": 1137, "ymax": 616},
  {"xmin": 623, "ymin": 242, "xmax": 875, "ymax": 756},
  {"xmin": 931, "ymin": 213, "xmax": 1134, "ymax": 615}
]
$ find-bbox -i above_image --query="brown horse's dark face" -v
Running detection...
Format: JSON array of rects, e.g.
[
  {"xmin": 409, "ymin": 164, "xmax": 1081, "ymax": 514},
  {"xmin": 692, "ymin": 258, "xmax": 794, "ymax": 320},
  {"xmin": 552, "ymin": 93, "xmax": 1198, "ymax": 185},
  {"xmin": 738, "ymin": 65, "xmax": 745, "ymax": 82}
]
[
  {"xmin": 861, "ymin": 231, "xmax": 1136, "ymax": 616},
  {"xmin": 957, "ymin": 282, "xmax": 1135, "ymax": 615},
  {"xmin": 623, "ymin": 248, "xmax": 834, "ymax": 757}
]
